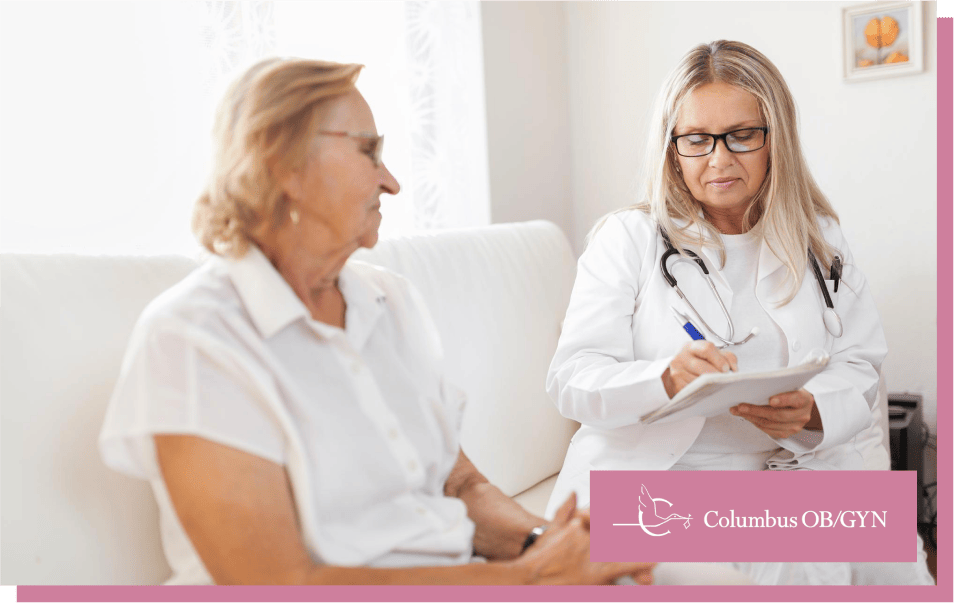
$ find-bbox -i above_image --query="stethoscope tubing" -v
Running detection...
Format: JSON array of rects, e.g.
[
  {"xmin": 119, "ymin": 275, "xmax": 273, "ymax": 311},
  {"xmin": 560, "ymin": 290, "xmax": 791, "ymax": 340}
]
[{"xmin": 659, "ymin": 227, "xmax": 843, "ymax": 342}]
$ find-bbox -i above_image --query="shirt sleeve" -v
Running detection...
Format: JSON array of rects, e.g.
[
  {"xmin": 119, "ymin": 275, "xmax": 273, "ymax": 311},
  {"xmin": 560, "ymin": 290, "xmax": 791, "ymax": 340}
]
[
  {"xmin": 546, "ymin": 212, "xmax": 674, "ymax": 429},
  {"xmin": 99, "ymin": 315, "xmax": 287, "ymax": 481}
]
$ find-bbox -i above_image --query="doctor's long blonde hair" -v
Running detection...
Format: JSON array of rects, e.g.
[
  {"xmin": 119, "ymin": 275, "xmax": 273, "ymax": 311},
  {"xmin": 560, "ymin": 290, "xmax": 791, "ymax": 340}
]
[{"xmin": 598, "ymin": 40, "xmax": 839, "ymax": 305}]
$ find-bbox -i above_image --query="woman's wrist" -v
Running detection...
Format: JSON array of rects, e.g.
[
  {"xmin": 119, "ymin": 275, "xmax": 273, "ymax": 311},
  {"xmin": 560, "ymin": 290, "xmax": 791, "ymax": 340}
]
[
  {"xmin": 507, "ymin": 552, "xmax": 541, "ymax": 585},
  {"xmin": 520, "ymin": 525, "xmax": 548, "ymax": 555}
]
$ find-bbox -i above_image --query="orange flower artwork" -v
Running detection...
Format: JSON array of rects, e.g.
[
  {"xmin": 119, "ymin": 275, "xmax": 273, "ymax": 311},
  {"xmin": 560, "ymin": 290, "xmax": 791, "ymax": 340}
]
[
  {"xmin": 884, "ymin": 52, "xmax": 909, "ymax": 64},
  {"xmin": 846, "ymin": 3, "xmax": 921, "ymax": 79},
  {"xmin": 864, "ymin": 16, "xmax": 900, "ymax": 49}
]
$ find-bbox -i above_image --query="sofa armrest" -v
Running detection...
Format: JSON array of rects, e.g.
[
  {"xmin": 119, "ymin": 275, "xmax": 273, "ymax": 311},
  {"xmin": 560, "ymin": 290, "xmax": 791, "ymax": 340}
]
[{"xmin": 511, "ymin": 474, "xmax": 559, "ymax": 518}]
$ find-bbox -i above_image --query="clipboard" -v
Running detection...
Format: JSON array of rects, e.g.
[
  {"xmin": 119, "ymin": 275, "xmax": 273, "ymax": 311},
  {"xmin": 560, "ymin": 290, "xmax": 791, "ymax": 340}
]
[{"xmin": 641, "ymin": 349, "xmax": 829, "ymax": 425}]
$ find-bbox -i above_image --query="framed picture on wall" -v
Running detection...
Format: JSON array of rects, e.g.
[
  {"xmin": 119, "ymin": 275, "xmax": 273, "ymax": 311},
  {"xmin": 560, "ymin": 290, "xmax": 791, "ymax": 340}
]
[{"xmin": 843, "ymin": 1, "xmax": 924, "ymax": 81}]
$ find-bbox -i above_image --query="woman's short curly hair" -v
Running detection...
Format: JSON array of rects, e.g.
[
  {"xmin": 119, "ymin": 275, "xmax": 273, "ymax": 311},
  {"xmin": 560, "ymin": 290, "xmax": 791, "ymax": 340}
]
[{"xmin": 192, "ymin": 57, "xmax": 363, "ymax": 257}]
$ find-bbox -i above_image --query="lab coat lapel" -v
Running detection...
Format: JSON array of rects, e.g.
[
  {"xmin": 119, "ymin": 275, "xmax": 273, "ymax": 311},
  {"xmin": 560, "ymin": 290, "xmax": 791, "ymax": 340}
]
[
  {"xmin": 756, "ymin": 237, "xmax": 785, "ymax": 283},
  {"xmin": 755, "ymin": 237, "xmax": 788, "ymax": 305}
]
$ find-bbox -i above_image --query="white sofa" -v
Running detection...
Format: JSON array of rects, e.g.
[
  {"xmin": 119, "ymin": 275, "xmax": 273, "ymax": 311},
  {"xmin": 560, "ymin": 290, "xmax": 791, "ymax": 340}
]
[
  {"xmin": 0, "ymin": 220, "xmax": 888, "ymax": 586},
  {"xmin": 1, "ymin": 220, "xmax": 580, "ymax": 585}
]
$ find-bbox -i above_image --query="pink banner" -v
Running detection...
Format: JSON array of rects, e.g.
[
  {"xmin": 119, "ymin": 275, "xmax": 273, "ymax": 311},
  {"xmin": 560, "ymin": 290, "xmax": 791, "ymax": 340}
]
[{"xmin": 590, "ymin": 471, "xmax": 916, "ymax": 563}]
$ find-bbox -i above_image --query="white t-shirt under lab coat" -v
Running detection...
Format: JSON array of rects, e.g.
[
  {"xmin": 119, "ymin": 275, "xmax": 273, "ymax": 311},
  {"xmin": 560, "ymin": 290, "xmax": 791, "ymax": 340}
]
[
  {"xmin": 670, "ymin": 228, "xmax": 787, "ymax": 470},
  {"xmin": 99, "ymin": 246, "xmax": 474, "ymax": 584}
]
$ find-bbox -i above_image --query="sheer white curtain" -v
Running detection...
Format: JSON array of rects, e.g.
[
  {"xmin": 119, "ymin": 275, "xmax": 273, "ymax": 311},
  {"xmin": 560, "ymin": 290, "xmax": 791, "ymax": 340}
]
[
  {"xmin": 405, "ymin": 1, "xmax": 491, "ymax": 229},
  {"xmin": 0, "ymin": 1, "xmax": 489, "ymax": 256}
]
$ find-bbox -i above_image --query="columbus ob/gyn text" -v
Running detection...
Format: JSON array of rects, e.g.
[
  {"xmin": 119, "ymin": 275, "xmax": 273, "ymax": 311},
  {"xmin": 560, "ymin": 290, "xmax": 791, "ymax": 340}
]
[{"xmin": 703, "ymin": 510, "xmax": 888, "ymax": 529}]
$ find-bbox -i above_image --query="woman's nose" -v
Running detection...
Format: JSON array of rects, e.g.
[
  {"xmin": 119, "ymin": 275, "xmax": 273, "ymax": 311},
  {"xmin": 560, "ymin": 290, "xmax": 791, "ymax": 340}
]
[
  {"xmin": 380, "ymin": 163, "xmax": 401, "ymax": 195},
  {"xmin": 708, "ymin": 138, "xmax": 736, "ymax": 168}
]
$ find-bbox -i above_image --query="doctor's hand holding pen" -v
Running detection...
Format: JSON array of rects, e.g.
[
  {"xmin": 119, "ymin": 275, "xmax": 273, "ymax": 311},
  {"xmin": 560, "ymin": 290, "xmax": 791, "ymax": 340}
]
[
  {"xmin": 661, "ymin": 339, "xmax": 738, "ymax": 399},
  {"xmin": 665, "ymin": 311, "xmax": 820, "ymax": 438}
]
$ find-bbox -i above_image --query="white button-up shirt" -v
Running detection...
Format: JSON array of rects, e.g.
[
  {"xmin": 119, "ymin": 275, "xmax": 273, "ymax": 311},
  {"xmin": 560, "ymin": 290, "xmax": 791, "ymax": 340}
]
[{"xmin": 100, "ymin": 246, "xmax": 474, "ymax": 585}]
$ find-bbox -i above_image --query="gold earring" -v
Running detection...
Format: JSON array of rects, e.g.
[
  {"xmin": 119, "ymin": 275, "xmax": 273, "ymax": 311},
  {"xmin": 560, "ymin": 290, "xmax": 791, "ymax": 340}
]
[{"xmin": 289, "ymin": 208, "xmax": 300, "ymax": 225}]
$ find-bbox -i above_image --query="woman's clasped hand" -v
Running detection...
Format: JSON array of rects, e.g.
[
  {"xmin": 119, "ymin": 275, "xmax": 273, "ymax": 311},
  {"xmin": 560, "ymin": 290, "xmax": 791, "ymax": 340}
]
[{"xmin": 517, "ymin": 494, "xmax": 655, "ymax": 585}]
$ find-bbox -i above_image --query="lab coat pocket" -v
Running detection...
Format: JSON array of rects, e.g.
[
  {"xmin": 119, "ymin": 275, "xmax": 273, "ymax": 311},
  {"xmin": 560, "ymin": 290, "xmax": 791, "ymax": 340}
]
[{"xmin": 786, "ymin": 276, "xmax": 838, "ymax": 355}]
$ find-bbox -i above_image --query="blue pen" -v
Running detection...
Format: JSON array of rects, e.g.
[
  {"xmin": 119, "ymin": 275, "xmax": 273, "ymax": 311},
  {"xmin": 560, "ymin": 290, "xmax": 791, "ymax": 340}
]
[{"xmin": 671, "ymin": 307, "xmax": 706, "ymax": 341}]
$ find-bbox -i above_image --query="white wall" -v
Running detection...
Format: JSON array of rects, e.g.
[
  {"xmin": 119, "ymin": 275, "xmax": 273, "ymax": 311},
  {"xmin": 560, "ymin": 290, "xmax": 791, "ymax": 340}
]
[
  {"xmin": 481, "ymin": 2, "xmax": 574, "ymax": 238},
  {"xmin": 562, "ymin": 1, "xmax": 938, "ymax": 432}
]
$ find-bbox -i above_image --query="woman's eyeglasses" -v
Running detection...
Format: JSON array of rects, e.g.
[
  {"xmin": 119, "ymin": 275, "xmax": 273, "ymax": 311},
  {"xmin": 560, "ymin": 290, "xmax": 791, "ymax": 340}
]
[
  {"xmin": 317, "ymin": 131, "xmax": 384, "ymax": 167},
  {"xmin": 670, "ymin": 127, "xmax": 768, "ymax": 157}
]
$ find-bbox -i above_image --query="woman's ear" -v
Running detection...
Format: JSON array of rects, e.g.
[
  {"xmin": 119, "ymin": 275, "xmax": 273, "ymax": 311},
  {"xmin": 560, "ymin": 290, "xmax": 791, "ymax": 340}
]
[{"xmin": 279, "ymin": 169, "xmax": 305, "ymax": 203}]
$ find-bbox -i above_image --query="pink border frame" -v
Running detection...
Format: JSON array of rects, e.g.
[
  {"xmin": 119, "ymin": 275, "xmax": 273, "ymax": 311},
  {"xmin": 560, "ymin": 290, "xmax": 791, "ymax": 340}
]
[{"xmin": 15, "ymin": 16, "xmax": 953, "ymax": 603}]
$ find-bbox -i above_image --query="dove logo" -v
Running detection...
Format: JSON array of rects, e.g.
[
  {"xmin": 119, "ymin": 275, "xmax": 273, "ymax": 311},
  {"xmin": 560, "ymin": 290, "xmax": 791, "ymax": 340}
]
[{"xmin": 613, "ymin": 484, "xmax": 692, "ymax": 537}]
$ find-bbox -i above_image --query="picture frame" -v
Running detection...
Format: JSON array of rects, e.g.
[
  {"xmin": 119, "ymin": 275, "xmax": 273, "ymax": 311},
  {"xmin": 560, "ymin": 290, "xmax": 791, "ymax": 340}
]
[{"xmin": 842, "ymin": 1, "xmax": 924, "ymax": 82}]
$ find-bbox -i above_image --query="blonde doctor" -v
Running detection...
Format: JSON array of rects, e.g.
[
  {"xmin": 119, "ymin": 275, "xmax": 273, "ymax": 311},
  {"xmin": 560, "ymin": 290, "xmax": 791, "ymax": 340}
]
[
  {"xmin": 544, "ymin": 40, "xmax": 938, "ymax": 586},
  {"xmin": 546, "ymin": 41, "xmax": 888, "ymax": 514},
  {"xmin": 544, "ymin": 40, "xmax": 941, "ymax": 587}
]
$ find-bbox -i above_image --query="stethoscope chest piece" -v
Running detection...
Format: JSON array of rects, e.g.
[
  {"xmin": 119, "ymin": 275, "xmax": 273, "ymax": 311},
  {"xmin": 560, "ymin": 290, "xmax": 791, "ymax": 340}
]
[{"xmin": 823, "ymin": 307, "xmax": 843, "ymax": 338}]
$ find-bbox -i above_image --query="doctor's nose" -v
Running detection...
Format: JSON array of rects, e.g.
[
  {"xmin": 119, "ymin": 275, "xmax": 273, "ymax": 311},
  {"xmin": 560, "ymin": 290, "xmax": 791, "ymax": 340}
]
[{"xmin": 708, "ymin": 138, "xmax": 736, "ymax": 169}]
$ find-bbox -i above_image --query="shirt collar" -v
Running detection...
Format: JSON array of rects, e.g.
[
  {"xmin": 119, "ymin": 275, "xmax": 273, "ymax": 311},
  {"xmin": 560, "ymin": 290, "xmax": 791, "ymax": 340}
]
[
  {"xmin": 224, "ymin": 244, "xmax": 310, "ymax": 339},
  {"xmin": 223, "ymin": 246, "xmax": 388, "ymax": 346},
  {"xmin": 338, "ymin": 261, "xmax": 387, "ymax": 351}
]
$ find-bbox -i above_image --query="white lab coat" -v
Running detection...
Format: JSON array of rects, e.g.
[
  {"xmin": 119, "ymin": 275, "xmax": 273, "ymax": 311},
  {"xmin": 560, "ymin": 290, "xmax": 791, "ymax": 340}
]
[{"xmin": 545, "ymin": 209, "xmax": 888, "ymax": 516}]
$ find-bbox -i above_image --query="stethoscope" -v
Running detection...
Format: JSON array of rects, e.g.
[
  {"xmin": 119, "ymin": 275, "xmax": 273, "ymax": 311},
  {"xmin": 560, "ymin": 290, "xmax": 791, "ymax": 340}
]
[{"xmin": 659, "ymin": 227, "xmax": 844, "ymax": 347}]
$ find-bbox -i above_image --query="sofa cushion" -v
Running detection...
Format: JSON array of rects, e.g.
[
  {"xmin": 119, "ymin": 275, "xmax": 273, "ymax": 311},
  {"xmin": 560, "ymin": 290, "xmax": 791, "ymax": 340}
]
[
  {"xmin": 2, "ymin": 221, "xmax": 579, "ymax": 584},
  {"xmin": 1, "ymin": 254, "xmax": 196, "ymax": 584},
  {"xmin": 512, "ymin": 474, "xmax": 559, "ymax": 518},
  {"xmin": 355, "ymin": 220, "xmax": 579, "ymax": 496}
]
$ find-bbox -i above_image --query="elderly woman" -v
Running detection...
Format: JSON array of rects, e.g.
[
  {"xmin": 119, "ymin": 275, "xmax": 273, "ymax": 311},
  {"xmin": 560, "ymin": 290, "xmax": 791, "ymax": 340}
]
[
  {"xmin": 545, "ymin": 41, "xmax": 932, "ymax": 585},
  {"xmin": 99, "ymin": 58, "xmax": 653, "ymax": 586}
]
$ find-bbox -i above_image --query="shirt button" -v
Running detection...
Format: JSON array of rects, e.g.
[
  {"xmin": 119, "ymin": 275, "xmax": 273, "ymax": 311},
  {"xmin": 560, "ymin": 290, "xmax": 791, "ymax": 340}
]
[
  {"xmin": 791, "ymin": 340, "xmax": 800, "ymax": 352},
  {"xmin": 416, "ymin": 506, "xmax": 427, "ymax": 515},
  {"xmin": 388, "ymin": 428, "xmax": 400, "ymax": 440},
  {"xmin": 407, "ymin": 460, "xmax": 418, "ymax": 471},
  {"xmin": 350, "ymin": 360, "xmax": 362, "ymax": 374}
]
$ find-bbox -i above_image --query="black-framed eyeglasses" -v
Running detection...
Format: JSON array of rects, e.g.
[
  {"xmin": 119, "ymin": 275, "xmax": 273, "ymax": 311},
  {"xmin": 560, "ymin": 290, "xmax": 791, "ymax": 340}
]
[
  {"xmin": 670, "ymin": 127, "xmax": 768, "ymax": 157},
  {"xmin": 317, "ymin": 130, "xmax": 384, "ymax": 167}
]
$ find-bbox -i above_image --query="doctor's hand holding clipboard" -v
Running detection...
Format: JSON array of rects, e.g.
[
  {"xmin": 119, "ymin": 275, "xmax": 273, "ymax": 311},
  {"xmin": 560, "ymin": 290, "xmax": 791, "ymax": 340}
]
[{"xmin": 666, "ymin": 310, "xmax": 821, "ymax": 439}]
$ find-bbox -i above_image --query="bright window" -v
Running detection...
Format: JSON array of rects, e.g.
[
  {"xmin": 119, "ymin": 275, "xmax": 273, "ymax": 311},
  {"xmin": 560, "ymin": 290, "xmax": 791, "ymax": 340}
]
[{"xmin": 0, "ymin": 1, "xmax": 489, "ymax": 257}]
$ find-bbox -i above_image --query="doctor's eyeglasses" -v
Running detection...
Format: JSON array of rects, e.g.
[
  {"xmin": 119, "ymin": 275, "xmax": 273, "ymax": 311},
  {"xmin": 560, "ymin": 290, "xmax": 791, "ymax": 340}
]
[{"xmin": 671, "ymin": 127, "xmax": 768, "ymax": 157}]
